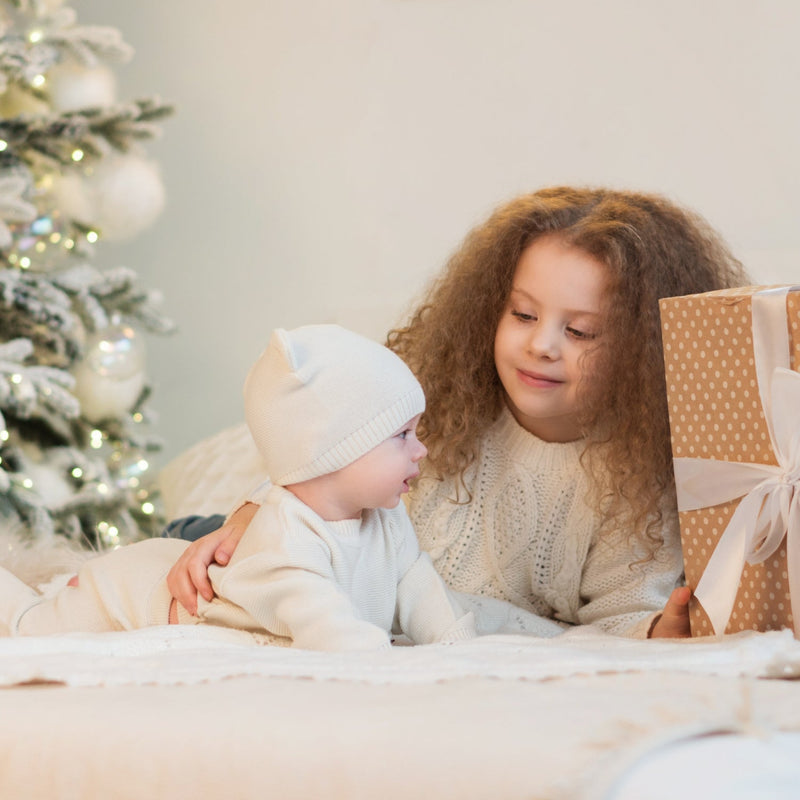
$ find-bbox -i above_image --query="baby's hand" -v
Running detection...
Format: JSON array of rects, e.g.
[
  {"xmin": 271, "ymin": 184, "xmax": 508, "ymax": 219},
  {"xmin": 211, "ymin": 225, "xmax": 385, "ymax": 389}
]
[{"xmin": 649, "ymin": 586, "xmax": 692, "ymax": 638}]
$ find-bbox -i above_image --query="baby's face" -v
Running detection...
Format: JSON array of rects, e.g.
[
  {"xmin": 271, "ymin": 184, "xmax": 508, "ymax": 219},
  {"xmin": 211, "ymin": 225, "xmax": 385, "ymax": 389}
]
[
  {"xmin": 335, "ymin": 414, "xmax": 427, "ymax": 513},
  {"xmin": 493, "ymin": 235, "xmax": 608, "ymax": 442}
]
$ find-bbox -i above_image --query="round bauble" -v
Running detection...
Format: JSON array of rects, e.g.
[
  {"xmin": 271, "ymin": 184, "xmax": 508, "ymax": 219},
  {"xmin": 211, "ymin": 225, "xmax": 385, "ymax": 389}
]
[
  {"xmin": 83, "ymin": 154, "xmax": 166, "ymax": 241},
  {"xmin": 72, "ymin": 324, "xmax": 147, "ymax": 423},
  {"xmin": 49, "ymin": 170, "xmax": 94, "ymax": 225},
  {"xmin": 47, "ymin": 62, "xmax": 117, "ymax": 112},
  {"xmin": 6, "ymin": 210, "xmax": 71, "ymax": 272}
]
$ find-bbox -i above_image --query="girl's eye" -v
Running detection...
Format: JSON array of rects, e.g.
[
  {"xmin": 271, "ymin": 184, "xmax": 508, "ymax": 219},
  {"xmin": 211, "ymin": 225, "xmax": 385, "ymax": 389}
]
[
  {"xmin": 566, "ymin": 327, "xmax": 596, "ymax": 341},
  {"xmin": 396, "ymin": 430, "xmax": 409, "ymax": 440},
  {"xmin": 511, "ymin": 310, "xmax": 536, "ymax": 322}
]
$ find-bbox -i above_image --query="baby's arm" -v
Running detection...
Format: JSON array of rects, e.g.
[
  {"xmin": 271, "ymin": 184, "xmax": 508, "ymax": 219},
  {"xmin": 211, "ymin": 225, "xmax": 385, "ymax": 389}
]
[
  {"xmin": 220, "ymin": 553, "xmax": 391, "ymax": 652},
  {"xmin": 393, "ymin": 515, "xmax": 475, "ymax": 644},
  {"xmin": 396, "ymin": 552, "xmax": 476, "ymax": 643},
  {"xmin": 166, "ymin": 502, "xmax": 258, "ymax": 613}
]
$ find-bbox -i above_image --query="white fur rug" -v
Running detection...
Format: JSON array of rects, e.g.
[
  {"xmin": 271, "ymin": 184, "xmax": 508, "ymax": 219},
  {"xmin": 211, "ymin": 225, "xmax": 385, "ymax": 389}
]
[
  {"xmin": 1, "ymin": 620, "xmax": 799, "ymax": 688},
  {"xmin": 0, "ymin": 519, "xmax": 90, "ymax": 590}
]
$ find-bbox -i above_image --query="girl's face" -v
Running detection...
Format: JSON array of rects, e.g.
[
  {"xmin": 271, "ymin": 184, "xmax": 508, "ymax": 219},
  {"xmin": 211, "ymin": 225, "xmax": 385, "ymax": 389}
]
[{"xmin": 493, "ymin": 235, "xmax": 608, "ymax": 442}]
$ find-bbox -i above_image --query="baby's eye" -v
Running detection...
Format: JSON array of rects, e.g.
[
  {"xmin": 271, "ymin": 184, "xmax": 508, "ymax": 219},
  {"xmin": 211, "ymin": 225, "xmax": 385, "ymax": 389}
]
[
  {"xmin": 395, "ymin": 429, "xmax": 409, "ymax": 440},
  {"xmin": 566, "ymin": 326, "xmax": 597, "ymax": 341},
  {"xmin": 511, "ymin": 310, "xmax": 536, "ymax": 322}
]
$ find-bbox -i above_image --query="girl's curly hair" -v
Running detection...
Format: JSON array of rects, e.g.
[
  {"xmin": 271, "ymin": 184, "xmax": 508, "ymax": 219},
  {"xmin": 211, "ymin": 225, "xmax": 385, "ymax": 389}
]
[{"xmin": 387, "ymin": 186, "xmax": 748, "ymax": 551}]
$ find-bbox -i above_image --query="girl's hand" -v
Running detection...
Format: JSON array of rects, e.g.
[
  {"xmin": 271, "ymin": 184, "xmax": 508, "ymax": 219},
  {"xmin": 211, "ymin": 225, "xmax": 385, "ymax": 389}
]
[
  {"xmin": 166, "ymin": 502, "xmax": 259, "ymax": 614},
  {"xmin": 649, "ymin": 586, "xmax": 692, "ymax": 638}
]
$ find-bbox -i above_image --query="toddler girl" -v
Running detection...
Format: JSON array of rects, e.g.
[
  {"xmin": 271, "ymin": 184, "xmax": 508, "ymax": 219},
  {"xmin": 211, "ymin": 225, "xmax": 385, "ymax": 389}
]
[{"xmin": 167, "ymin": 186, "xmax": 748, "ymax": 638}]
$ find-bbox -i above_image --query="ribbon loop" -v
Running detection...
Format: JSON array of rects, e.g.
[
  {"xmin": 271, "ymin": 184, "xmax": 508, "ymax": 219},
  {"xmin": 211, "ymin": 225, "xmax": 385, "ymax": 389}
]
[{"xmin": 749, "ymin": 480, "xmax": 795, "ymax": 564}]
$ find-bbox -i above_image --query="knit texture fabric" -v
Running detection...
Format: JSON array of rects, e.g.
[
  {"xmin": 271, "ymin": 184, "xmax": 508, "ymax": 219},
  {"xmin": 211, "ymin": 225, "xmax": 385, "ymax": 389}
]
[
  {"xmin": 5, "ymin": 488, "xmax": 475, "ymax": 650},
  {"xmin": 407, "ymin": 408, "xmax": 683, "ymax": 638},
  {"xmin": 243, "ymin": 325, "xmax": 425, "ymax": 485},
  {"xmin": 196, "ymin": 485, "xmax": 474, "ymax": 650}
]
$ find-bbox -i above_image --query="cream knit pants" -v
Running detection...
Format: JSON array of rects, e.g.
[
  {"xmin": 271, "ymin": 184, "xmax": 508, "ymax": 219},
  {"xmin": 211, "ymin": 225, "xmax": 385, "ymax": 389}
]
[{"xmin": 0, "ymin": 537, "xmax": 189, "ymax": 636}]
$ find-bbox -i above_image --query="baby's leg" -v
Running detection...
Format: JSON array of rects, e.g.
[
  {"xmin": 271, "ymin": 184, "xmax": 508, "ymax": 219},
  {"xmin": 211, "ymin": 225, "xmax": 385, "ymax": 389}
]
[
  {"xmin": 18, "ymin": 538, "xmax": 189, "ymax": 636},
  {"xmin": 17, "ymin": 571, "xmax": 118, "ymax": 635},
  {"xmin": 0, "ymin": 566, "xmax": 41, "ymax": 635}
]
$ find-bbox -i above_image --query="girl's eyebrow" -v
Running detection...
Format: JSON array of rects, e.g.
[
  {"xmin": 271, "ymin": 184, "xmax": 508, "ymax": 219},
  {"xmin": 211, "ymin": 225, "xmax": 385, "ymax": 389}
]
[{"xmin": 508, "ymin": 286, "xmax": 602, "ymax": 317}]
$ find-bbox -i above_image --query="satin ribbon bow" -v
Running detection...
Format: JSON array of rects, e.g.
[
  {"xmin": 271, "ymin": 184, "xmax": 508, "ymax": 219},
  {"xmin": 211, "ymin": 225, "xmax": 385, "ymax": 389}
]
[{"xmin": 672, "ymin": 286, "xmax": 800, "ymax": 635}]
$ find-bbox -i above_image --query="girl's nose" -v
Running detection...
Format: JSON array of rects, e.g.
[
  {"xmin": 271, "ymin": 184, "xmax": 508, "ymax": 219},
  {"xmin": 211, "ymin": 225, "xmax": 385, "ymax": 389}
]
[
  {"xmin": 412, "ymin": 439, "xmax": 427, "ymax": 462},
  {"xmin": 527, "ymin": 323, "xmax": 559, "ymax": 359}
]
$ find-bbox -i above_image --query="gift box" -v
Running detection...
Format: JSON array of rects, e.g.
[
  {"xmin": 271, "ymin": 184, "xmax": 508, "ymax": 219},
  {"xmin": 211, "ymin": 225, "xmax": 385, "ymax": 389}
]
[{"xmin": 660, "ymin": 285, "xmax": 800, "ymax": 637}]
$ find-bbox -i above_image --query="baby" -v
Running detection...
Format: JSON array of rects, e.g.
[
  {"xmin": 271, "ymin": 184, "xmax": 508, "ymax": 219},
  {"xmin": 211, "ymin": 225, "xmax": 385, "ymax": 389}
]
[{"xmin": 0, "ymin": 325, "xmax": 475, "ymax": 650}]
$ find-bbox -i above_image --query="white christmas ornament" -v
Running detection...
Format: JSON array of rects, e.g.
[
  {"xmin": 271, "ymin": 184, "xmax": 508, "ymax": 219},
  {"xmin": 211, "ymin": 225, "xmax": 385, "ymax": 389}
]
[
  {"xmin": 47, "ymin": 62, "xmax": 117, "ymax": 112},
  {"xmin": 49, "ymin": 170, "xmax": 94, "ymax": 226},
  {"xmin": 72, "ymin": 324, "xmax": 147, "ymax": 422},
  {"xmin": 82, "ymin": 154, "xmax": 166, "ymax": 241}
]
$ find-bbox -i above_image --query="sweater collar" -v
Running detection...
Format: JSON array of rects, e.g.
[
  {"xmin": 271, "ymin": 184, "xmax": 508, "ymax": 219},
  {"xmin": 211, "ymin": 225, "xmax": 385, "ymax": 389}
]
[{"xmin": 491, "ymin": 405, "xmax": 585, "ymax": 470}]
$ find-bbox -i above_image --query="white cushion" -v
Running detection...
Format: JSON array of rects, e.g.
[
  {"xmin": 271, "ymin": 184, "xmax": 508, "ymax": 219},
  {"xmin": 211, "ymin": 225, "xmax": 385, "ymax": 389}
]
[{"xmin": 159, "ymin": 423, "xmax": 266, "ymax": 519}]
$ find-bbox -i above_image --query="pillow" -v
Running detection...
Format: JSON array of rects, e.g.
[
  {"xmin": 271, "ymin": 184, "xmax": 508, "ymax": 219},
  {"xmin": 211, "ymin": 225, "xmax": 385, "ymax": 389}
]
[{"xmin": 158, "ymin": 423, "xmax": 267, "ymax": 520}]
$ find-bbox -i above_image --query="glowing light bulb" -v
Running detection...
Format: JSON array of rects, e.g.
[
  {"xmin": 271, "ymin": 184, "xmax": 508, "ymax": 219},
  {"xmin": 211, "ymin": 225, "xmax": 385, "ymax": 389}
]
[
  {"xmin": 31, "ymin": 74, "xmax": 45, "ymax": 89},
  {"xmin": 71, "ymin": 149, "xmax": 84, "ymax": 162},
  {"xmin": 86, "ymin": 230, "xmax": 99, "ymax": 243}
]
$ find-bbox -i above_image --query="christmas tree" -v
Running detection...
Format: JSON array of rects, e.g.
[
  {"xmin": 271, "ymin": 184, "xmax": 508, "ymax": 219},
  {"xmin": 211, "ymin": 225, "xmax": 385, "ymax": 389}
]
[{"xmin": 0, "ymin": 0, "xmax": 173, "ymax": 549}]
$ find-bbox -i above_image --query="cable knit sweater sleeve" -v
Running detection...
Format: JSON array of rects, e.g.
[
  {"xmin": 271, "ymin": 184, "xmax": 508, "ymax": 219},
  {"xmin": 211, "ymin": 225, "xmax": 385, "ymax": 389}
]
[{"xmin": 576, "ymin": 508, "xmax": 684, "ymax": 637}]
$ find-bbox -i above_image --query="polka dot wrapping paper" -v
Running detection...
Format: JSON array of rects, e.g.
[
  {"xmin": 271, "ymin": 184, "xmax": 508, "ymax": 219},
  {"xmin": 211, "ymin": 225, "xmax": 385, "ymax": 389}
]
[{"xmin": 660, "ymin": 286, "xmax": 799, "ymax": 637}]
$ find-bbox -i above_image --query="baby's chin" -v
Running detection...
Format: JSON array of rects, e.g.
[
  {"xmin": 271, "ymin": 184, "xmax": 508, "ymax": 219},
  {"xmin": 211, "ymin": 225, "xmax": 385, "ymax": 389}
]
[{"xmin": 376, "ymin": 495, "xmax": 402, "ymax": 511}]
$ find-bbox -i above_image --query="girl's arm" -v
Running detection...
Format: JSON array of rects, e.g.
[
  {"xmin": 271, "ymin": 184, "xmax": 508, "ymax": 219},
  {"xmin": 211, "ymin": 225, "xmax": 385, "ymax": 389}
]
[
  {"xmin": 166, "ymin": 502, "xmax": 259, "ymax": 614},
  {"xmin": 577, "ymin": 520, "xmax": 687, "ymax": 638}
]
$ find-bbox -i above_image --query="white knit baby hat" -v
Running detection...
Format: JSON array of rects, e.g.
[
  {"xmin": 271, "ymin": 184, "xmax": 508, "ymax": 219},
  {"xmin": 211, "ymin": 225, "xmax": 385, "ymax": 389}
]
[{"xmin": 244, "ymin": 324, "xmax": 425, "ymax": 486}]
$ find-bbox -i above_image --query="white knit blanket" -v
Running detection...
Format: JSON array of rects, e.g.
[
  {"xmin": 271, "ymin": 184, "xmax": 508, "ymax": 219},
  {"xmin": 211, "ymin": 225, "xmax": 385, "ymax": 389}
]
[{"xmin": 1, "ymin": 624, "xmax": 799, "ymax": 688}]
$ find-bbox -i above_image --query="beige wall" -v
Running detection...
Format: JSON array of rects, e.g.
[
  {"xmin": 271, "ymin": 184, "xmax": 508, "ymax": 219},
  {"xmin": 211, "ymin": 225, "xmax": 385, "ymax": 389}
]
[{"xmin": 73, "ymin": 0, "xmax": 800, "ymax": 464}]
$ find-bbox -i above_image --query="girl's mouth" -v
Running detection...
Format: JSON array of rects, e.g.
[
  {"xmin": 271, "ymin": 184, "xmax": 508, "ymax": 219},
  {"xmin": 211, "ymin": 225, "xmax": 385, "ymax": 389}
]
[{"xmin": 517, "ymin": 368, "xmax": 562, "ymax": 388}]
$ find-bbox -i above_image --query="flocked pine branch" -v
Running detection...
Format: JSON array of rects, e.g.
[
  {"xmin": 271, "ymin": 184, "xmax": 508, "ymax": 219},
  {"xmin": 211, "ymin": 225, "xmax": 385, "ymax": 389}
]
[
  {"xmin": 0, "ymin": 168, "xmax": 35, "ymax": 247},
  {"xmin": 0, "ymin": 4, "xmax": 133, "ymax": 92},
  {"xmin": 0, "ymin": 98, "xmax": 174, "ymax": 165},
  {"xmin": 0, "ymin": 337, "xmax": 79, "ymax": 424},
  {"xmin": 52, "ymin": 264, "xmax": 176, "ymax": 336},
  {"xmin": 0, "ymin": 264, "xmax": 174, "ymax": 343},
  {"xmin": 0, "ymin": 267, "xmax": 80, "ymax": 363}
]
